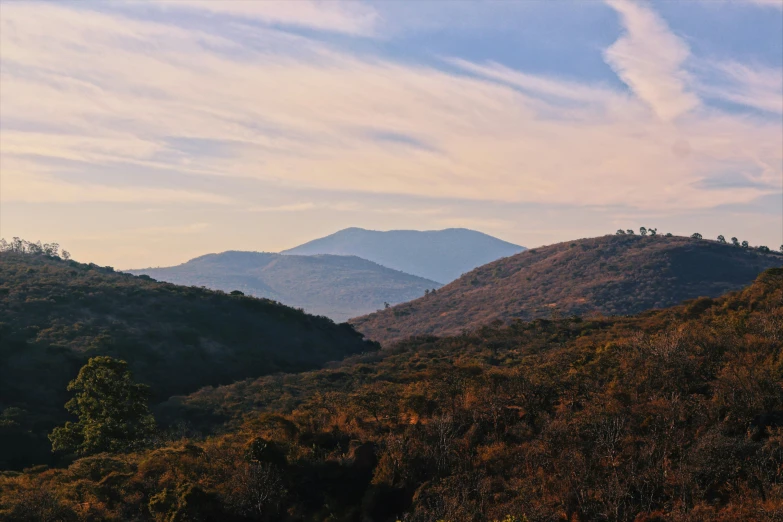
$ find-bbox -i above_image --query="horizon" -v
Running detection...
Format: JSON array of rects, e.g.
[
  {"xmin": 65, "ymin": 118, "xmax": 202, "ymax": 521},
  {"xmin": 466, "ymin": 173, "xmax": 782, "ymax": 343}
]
[{"xmin": 1, "ymin": 0, "xmax": 781, "ymax": 268}]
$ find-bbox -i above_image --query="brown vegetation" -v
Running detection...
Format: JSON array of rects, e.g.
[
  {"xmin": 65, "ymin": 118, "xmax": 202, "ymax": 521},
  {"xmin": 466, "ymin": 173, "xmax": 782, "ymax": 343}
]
[
  {"xmin": 351, "ymin": 234, "xmax": 782, "ymax": 345},
  {"xmin": 2, "ymin": 267, "xmax": 782, "ymax": 521}
]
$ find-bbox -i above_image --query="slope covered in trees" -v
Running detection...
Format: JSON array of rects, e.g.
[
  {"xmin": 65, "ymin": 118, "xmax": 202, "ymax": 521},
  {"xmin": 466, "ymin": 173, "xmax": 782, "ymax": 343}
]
[
  {"xmin": 282, "ymin": 227, "xmax": 525, "ymax": 284},
  {"xmin": 0, "ymin": 251, "xmax": 376, "ymax": 470},
  {"xmin": 127, "ymin": 251, "xmax": 441, "ymax": 322},
  {"xmin": 352, "ymin": 234, "xmax": 783, "ymax": 345},
  {"xmin": 2, "ymin": 269, "xmax": 782, "ymax": 521}
]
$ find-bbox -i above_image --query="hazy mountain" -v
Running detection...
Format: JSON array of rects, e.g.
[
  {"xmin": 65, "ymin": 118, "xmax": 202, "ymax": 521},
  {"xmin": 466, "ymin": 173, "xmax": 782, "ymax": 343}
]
[
  {"xmin": 0, "ymin": 251, "xmax": 377, "ymax": 469},
  {"xmin": 282, "ymin": 227, "xmax": 525, "ymax": 283},
  {"xmin": 351, "ymin": 234, "xmax": 783, "ymax": 345},
  {"xmin": 127, "ymin": 251, "xmax": 441, "ymax": 322}
]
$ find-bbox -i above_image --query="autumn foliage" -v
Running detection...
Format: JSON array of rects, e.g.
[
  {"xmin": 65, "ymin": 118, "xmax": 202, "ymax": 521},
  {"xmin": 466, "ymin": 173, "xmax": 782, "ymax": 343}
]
[{"xmin": 2, "ymin": 266, "xmax": 782, "ymax": 520}]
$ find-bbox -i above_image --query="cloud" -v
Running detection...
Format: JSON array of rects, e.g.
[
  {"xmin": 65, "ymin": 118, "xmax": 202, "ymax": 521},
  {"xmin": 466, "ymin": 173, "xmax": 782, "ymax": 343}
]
[
  {"xmin": 154, "ymin": 0, "xmax": 379, "ymax": 36},
  {"xmin": 696, "ymin": 61, "xmax": 783, "ymax": 114},
  {"xmin": 0, "ymin": 1, "xmax": 779, "ymax": 217},
  {"xmin": 604, "ymin": 0, "xmax": 700, "ymax": 120}
]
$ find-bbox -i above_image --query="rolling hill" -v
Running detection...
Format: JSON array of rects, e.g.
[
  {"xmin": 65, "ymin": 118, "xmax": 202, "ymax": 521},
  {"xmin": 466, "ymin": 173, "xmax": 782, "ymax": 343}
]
[
  {"xmin": 0, "ymin": 251, "xmax": 377, "ymax": 470},
  {"xmin": 351, "ymin": 234, "xmax": 783, "ymax": 345},
  {"xmin": 282, "ymin": 227, "xmax": 525, "ymax": 283},
  {"xmin": 126, "ymin": 251, "xmax": 441, "ymax": 322},
  {"xmin": 9, "ymin": 268, "xmax": 782, "ymax": 520}
]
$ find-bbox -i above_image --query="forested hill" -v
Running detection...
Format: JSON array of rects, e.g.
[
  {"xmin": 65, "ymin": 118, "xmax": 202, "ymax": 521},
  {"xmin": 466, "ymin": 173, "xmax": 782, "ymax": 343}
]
[
  {"xmin": 10, "ymin": 268, "xmax": 781, "ymax": 520},
  {"xmin": 127, "ymin": 251, "xmax": 441, "ymax": 322},
  {"xmin": 0, "ymin": 251, "xmax": 376, "ymax": 469},
  {"xmin": 282, "ymin": 227, "xmax": 525, "ymax": 283},
  {"xmin": 351, "ymin": 234, "xmax": 783, "ymax": 345}
]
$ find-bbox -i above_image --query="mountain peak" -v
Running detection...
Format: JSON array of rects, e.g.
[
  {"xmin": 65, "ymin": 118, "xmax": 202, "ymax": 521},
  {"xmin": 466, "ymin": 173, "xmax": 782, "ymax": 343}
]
[{"xmin": 282, "ymin": 227, "xmax": 525, "ymax": 283}]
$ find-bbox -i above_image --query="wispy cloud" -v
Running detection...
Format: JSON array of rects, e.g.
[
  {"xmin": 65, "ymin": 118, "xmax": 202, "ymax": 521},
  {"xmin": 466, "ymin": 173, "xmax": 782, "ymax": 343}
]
[
  {"xmin": 153, "ymin": 0, "xmax": 379, "ymax": 36},
  {"xmin": 604, "ymin": 0, "xmax": 700, "ymax": 120}
]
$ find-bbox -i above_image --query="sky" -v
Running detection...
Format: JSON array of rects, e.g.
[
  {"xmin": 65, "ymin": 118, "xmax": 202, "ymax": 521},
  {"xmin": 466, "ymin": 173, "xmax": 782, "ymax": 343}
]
[{"xmin": 0, "ymin": 0, "xmax": 781, "ymax": 269}]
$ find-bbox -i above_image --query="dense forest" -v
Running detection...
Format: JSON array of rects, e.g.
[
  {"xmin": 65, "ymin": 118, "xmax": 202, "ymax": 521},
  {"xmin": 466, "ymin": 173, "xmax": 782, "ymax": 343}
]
[
  {"xmin": 1, "ymin": 255, "xmax": 781, "ymax": 520},
  {"xmin": 0, "ymin": 251, "xmax": 376, "ymax": 471},
  {"xmin": 353, "ymin": 233, "xmax": 783, "ymax": 345}
]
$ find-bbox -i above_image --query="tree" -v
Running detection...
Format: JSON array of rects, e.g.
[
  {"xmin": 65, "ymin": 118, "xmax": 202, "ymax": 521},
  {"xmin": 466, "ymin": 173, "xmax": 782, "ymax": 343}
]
[
  {"xmin": 665, "ymin": 233, "xmax": 673, "ymax": 237},
  {"xmin": 717, "ymin": 235, "xmax": 726, "ymax": 244},
  {"xmin": 741, "ymin": 240, "xmax": 749, "ymax": 248},
  {"xmin": 640, "ymin": 227, "xmax": 647, "ymax": 236},
  {"xmin": 780, "ymin": 245, "xmax": 783, "ymax": 253},
  {"xmin": 691, "ymin": 232, "xmax": 702, "ymax": 240},
  {"xmin": 616, "ymin": 229, "xmax": 626, "ymax": 235},
  {"xmin": 49, "ymin": 356, "xmax": 156, "ymax": 455},
  {"xmin": 758, "ymin": 245, "xmax": 770, "ymax": 253},
  {"xmin": 731, "ymin": 237, "xmax": 740, "ymax": 247},
  {"xmin": 649, "ymin": 228, "xmax": 657, "ymax": 236},
  {"xmin": 626, "ymin": 229, "xmax": 635, "ymax": 235}
]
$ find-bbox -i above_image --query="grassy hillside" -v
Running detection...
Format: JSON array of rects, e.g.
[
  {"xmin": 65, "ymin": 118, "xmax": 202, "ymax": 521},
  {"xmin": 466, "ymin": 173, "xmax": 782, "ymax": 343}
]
[
  {"xmin": 3, "ymin": 269, "xmax": 782, "ymax": 521},
  {"xmin": 127, "ymin": 251, "xmax": 441, "ymax": 322},
  {"xmin": 0, "ymin": 252, "xmax": 377, "ymax": 470},
  {"xmin": 351, "ymin": 234, "xmax": 783, "ymax": 345},
  {"xmin": 282, "ymin": 227, "xmax": 525, "ymax": 283}
]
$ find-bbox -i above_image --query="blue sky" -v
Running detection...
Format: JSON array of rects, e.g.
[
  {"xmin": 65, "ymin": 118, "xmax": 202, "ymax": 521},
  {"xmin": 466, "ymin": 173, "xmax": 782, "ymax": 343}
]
[{"xmin": 0, "ymin": 0, "xmax": 781, "ymax": 268}]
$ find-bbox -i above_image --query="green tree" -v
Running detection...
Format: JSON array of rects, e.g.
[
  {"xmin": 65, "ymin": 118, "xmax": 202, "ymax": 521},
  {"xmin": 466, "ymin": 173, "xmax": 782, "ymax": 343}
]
[
  {"xmin": 49, "ymin": 356, "xmax": 156, "ymax": 455},
  {"xmin": 648, "ymin": 228, "xmax": 657, "ymax": 236},
  {"xmin": 691, "ymin": 232, "xmax": 702, "ymax": 240},
  {"xmin": 731, "ymin": 237, "xmax": 740, "ymax": 247},
  {"xmin": 717, "ymin": 235, "xmax": 726, "ymax": 243},
  {"xmin": 616, "ymin": 229, "xmax": 626, "ymax": 235},
  {"xmin": 639, "ymin": 226, "xmax": 647, "ymax": 236}
]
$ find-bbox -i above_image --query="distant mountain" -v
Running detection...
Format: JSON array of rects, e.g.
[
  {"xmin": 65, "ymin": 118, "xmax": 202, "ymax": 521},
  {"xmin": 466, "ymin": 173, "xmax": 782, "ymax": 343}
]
[
  {"xmin": 127, "ymin": 251, "xmax": 441, "ymax": 322},
  {"xmin": 351, "ymin": 234, "xmax": 783, "ymax": 345},
  {"xmin": 282, "ymin": 227, "xmax": 525, "ymax": 283},
  {"xmin": 0, "ymin": 251, "xmax": 376, "ymax": 469}
]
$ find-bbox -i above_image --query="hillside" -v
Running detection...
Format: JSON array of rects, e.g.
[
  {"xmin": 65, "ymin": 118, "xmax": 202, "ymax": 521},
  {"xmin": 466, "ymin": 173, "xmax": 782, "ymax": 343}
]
[
  {"xmin": 0, "ymin": 252, "xmax": 376, "ymax": 470},
  {"xmin": 6, "ymin": 269, "xmax": 782, "ymax": 521},
  {"xmin": 351, "ymin": 234, "xmax": 783, "ymax": 345},
  {"xmin": 127, "ymin": 251, "xmax": 441, "ymax": 322},
  {"xmin": 282, "ymin": 227, "xmax": 525, "ymax": 283}
]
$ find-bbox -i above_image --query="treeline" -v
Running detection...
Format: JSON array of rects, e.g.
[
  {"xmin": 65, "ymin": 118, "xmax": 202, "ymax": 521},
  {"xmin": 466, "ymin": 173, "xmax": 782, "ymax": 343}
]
[
  {"xmin": 615, "ymin": 228, "xmax": 780, "ymax": 253},
  {"xmin": 2, "ymin": 268, "xmax": 782, "ymax": 521},
  {"xmin": 0, "ymin": 237, "xmax": 71, "ymax": 260}
]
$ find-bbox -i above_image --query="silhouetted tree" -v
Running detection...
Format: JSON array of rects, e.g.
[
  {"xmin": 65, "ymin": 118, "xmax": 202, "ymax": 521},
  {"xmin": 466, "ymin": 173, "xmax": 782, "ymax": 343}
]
[
  {"xmin": 640, "ymin": 227, "xmax": 647, "ymax": 236},
  {"xmin": 717, "ymin": 235, "xmax": 726, "ymax": 244},
  {"xmin": 49, "ymin": 356, "xmax": 156, "ymax": 455},
  {"xmin": 731, "ymin": 237, "xmax": 740, "ymax": 247},
  {"xmin": 741, "ymin": 240, "xmax": 749, "ymax": 248},
  {"xmin": 616, "ymin": 229, "xmax": 626, "ymax": 235},
  {"xmin": 691, "ymin": 232, "xmax": 703, "ymax": 240},
  {"xmin": 665, "ymin": 233, "xmax": 673, "ymax": 237},
  {"xmin": 758, "ymin": 246, "xmax": 770, "ymax": 253},
  {"xmin": 649, "ymin": 228, "xmax": 657, "ymax": 236},
  {"xmin": 626, "ymin": 229, "xmax": 635, "ymax": 235}
]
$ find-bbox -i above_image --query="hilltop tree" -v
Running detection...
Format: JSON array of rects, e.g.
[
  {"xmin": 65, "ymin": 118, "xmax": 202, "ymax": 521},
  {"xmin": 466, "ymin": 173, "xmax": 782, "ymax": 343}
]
[
  {"xmin": 648, "ymin": 228, "xmax": 657, "ymax": 236},
  {"xmin": 665, "ymin": 233, "xmax": 673, "ymax": 237},
  {"xmin": 616, "ymin": 229, "xmax": 626, "ymax": 235},
  {"xmin": 640, "ymin": 227, "xmax": 647, "ymax": 236},
  {"xmin": 731, "ymin": 237, "xmax": 740, "ymax": 247},
  {"xmin": 780, "ymin": 245, "xmax": 783, "ymax": 253},
  {"xmin": 758, "ymin": 245, "xmax": 770, "ymax": 253},
  {"xmin": 741, "ymin": 240, "xmax": 749, "ymax": 248},
  {"xmin": 717, "ymin": 235, "xmax": 726, "ymax": 244},
  {"xmin": 691, "ymin": 232, "xmax": 703, "ymax": 240},
  {"xmin": 49, "ymin": 356, "xmax": 156, "ymax": 455},
  {"xmin": 626, "ymin": 229, "xmax": 635, "ymax": 235}
]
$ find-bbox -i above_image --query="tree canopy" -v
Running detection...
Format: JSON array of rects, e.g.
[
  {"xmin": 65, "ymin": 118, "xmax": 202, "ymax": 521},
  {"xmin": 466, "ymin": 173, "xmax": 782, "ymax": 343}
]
[{"xmin": 49, "ymin": 356, "xmax": 156, "ymax": 455}]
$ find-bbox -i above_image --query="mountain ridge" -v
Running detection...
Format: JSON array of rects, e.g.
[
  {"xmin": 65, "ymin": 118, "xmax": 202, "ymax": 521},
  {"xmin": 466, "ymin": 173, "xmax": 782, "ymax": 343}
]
[
  {"xmin": 127, "ymin": 251, "xmax": 441, "ymax": 322},
  {"xmin": 282, "ymin": 227, "xmax": 525, "ymax": 283}
]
